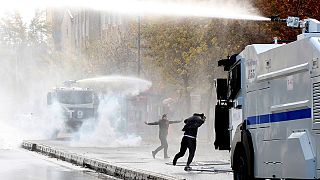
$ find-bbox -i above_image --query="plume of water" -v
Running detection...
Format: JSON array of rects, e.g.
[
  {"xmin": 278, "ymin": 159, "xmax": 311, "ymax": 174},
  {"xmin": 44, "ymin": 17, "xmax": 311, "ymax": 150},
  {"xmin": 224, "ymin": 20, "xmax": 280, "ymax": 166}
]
[
  {"xmin": 1, "ymin": 0, "xmax": 269, "ymax": 21},
  {"xmin": 76, "ymin": 75, "xmax": 152, "ymax": 96}
]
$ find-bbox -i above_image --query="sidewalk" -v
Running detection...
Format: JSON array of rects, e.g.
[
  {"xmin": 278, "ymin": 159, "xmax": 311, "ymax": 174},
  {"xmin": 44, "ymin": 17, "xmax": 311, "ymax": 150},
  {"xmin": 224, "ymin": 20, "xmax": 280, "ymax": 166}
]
[{"xmin": 22, "ymin": 140, "xmax": 233, "ymax": 180}]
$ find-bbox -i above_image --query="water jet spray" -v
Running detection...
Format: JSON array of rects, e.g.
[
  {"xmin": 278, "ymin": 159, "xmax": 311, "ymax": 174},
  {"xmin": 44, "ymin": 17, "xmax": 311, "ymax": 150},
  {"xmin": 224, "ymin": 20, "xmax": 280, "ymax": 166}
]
[{"xmin": 2, "ymin": 0, "xmax": 270, "ymax": 21}]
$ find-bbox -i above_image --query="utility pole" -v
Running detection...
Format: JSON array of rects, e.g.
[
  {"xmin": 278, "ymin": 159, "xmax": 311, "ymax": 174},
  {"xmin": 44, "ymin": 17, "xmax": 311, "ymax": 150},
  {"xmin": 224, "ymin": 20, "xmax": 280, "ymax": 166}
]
[{"xmin": 137, "ymin": 15, "xmax": 141, "ymax": 77}]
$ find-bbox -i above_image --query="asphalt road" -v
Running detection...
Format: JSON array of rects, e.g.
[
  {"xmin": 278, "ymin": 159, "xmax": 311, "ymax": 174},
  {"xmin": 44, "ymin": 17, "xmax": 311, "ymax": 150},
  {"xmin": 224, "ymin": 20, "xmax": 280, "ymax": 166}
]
[{"xmin": 0, "ymin": 148, "xmax": 119, "ymax": 180}]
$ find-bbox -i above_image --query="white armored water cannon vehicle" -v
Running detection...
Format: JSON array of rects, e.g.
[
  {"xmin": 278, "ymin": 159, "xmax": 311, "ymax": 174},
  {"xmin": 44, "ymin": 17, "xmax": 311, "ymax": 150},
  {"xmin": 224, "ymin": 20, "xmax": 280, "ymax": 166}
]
[
  {"xmin": 47, "ymin": 80, "xmax": 99, "ymax": 132},
  {"xmin": 214, "ymin": 17, "xmax": 320, "ymax": 179}
]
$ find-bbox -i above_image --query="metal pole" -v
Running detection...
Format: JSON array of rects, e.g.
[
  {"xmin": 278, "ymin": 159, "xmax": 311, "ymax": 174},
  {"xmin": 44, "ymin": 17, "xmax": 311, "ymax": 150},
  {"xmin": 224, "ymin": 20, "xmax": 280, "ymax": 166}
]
[{"xmin": 138, "ymin": 15, "xmax": 141, "ymax": 76}]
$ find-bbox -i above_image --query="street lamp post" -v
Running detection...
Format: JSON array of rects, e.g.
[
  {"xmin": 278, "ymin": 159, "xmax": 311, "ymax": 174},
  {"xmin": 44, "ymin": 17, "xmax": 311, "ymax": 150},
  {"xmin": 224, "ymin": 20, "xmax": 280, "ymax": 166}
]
[{"xmin": 137, "ymin": 15, "xmax": 141, "ymax": 77}]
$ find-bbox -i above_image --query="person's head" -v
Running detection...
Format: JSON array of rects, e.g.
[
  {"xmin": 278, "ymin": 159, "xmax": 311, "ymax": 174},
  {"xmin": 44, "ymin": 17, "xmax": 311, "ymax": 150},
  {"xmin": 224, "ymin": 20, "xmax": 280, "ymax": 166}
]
[
  {"xmin": 162, "ymin": 114, "xmax": 168, "ymax": 120},
  {"xmin": 193, "ymin": 113, "xmax": 206, "ymax": 120}
]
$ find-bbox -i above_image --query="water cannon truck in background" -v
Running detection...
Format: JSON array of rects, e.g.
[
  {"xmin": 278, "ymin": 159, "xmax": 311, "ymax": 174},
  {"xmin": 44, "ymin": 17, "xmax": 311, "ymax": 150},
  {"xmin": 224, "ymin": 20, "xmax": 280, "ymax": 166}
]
[
  {"xmin": 47, "ymin": 80, "xmax": 99, "ymax": 133},
  {"xmin": 214, "ymin": 17, "xmax": 320, "ymax": 179}
]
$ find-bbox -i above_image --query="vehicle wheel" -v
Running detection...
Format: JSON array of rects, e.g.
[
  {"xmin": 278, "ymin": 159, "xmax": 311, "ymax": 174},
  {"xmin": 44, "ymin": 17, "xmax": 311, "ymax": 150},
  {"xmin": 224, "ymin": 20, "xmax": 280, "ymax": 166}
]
[{"xmin": 233, "ymin": 148, "xmax": 253, "ymax": 180}]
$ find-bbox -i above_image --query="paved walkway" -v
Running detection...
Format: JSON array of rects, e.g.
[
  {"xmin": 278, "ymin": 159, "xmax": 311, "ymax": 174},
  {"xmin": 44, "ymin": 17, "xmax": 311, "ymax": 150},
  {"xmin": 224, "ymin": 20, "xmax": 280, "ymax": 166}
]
[{"xmin": 22, "ymin": 140, "xmax": 233, "ymax": 180}]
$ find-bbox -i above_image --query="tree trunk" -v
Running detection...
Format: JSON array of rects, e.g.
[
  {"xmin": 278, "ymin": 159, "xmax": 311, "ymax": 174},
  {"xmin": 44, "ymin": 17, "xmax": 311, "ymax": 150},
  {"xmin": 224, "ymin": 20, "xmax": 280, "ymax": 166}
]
[{"xmin": 183, "ymin": 75, "xmax": 191, "ymax": 115}]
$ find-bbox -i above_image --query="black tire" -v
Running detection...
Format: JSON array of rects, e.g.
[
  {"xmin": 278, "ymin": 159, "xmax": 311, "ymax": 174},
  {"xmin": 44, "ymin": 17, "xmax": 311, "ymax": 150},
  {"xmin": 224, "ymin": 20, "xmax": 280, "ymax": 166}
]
[{"xmin": 233, "ymin": 148, "xmax": 253, "ymax": 180}]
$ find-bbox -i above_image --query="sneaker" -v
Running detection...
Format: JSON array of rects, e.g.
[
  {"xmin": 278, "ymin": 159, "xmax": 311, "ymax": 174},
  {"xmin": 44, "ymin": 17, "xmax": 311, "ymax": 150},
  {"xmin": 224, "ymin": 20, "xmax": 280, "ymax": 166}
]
[
  {"xmin": 152, "ymin": 151, "xmax": 156, "ymax": 159},
  {"xmin": 184, "ymin": 166, "xmax": 192, "ymax": 171}
]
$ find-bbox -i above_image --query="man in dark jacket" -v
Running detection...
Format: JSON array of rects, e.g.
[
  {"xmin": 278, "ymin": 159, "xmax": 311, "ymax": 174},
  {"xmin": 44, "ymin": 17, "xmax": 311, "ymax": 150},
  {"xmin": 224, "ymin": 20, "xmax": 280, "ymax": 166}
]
[
  {"xmin": 145, "ymin": 114, "xmax": 181, "ymax": 158},
  {"xmin": 172, "ymin": 113, "xmax": 205, "ymax": 171}
]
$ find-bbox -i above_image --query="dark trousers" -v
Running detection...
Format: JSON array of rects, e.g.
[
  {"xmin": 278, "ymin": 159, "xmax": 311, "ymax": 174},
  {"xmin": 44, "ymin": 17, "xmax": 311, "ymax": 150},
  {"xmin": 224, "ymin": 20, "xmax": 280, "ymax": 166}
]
[
  {"xmin": 173, "ymin": 136, "xmax": 196, "ymax": 166},
  {"xmin": 154, "ymin": 137, "xmax": 168, "ymax": 157}
]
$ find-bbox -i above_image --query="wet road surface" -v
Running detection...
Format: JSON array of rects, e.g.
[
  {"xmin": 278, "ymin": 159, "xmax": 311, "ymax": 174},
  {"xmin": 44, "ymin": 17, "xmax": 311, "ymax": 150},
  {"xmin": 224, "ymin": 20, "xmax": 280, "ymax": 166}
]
[
  {"xmin": 0, "ymin": 148, "xmax": 119, "ymax": 180},
  {"xmin": 22, "ymin": 140, "xmax": 233, "ymax": 180}
]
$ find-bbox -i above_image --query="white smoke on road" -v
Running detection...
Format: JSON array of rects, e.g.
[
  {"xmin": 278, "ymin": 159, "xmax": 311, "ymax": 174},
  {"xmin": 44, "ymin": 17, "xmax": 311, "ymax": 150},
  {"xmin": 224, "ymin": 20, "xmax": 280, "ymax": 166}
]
[
  {"xmin": 0, "ymin": 90, "xmax": 66, "ymax": 149},
  {"xmin": 71, "ymin": 76, "xmax": 152, "ymax": 147},
  {"xmin": 0, "ymin": 73, "xmax": 151, "ymax": 149},
  {"xmin": 71, "ymin": 95, "xmax": 142, "ymax": 147}
]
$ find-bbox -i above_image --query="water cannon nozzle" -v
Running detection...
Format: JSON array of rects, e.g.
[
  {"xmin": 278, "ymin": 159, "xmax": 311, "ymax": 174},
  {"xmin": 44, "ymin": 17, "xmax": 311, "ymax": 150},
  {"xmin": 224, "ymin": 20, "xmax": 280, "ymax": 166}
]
[
  {"xmin": 270, "ymin": 16, "xmax": 301, "ymax": 28},
  {"xmin": 270, "ymin": 15, "xmax": 286, "ymax": 23}
]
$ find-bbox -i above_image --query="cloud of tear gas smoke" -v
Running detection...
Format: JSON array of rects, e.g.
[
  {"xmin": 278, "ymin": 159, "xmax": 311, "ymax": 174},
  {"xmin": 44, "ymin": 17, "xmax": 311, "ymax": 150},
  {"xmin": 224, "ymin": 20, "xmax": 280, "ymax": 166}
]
[
  {"xmin": 70, "ymin": 95, "xmax": 142, "ymax": 147},
  {"xmin": 0, "ymin": 39, "xmax": 84, "ymax": 149},
  {"xmin": 1, "ymin": 0, "xmax": 269, "ymax": 21},
  {"xmin": 0, "ymin": 46, "xmax": 151, "ymax": 149},
  {"xmin": 71, "ymin": 76, "xmax": 152, "ymax": 147},
  {"xmin": 0, "ymin": 87, "xmax": 66, "ymax": 149}
]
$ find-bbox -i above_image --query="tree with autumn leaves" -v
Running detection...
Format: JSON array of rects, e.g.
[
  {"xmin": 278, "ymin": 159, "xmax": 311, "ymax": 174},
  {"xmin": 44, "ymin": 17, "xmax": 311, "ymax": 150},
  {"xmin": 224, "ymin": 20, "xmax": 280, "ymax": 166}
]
[
  {"xmin": 142, "ymin": 0, "xmax": 320, "ymax": 115},
  {"xmin": 143, "ymin": 18, "xmax": 210, "ymax": 114},
  {"xmin": 253, "ymin": 0, "xmax": 320, "ymax": 41}
]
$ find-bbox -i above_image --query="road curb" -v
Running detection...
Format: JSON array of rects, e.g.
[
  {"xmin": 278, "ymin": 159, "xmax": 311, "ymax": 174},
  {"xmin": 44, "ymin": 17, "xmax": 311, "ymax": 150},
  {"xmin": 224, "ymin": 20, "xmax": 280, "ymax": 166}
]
[{"xmin": 22, "ymin": 141, "xmax": 183, "ymax": 180}]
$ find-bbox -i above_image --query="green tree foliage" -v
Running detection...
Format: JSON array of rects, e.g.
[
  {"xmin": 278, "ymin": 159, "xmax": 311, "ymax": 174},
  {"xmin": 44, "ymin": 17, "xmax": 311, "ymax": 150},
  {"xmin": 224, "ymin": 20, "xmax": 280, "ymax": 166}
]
[
  {"xmin": 28, "ymin": 10, "xmax": 50, "ymax": 46},
  {"xmin": 143, "ymin": 18, "xmax": 212, "ymax": 113},
  {"xmin": 0, "ymin": 11, "xmax": 62, "ymax": 96},
  {"xmin": 0, "ymin": 12, "xmax": 27, "ymax": 46},
  {"xmin": 85, "ymin": 22, "xmax": 137, "ymax": 76},
  {"xmin": 0, "ymin": 12, "xmax": 27, "ymax": 93}
]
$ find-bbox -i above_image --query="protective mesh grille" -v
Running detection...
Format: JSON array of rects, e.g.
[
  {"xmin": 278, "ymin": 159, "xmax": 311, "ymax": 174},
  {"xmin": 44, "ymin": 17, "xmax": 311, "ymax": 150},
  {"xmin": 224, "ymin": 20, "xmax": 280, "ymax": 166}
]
[{"xmin": 313, "ymin": 82, "xmax": 320, "ymax": 122}]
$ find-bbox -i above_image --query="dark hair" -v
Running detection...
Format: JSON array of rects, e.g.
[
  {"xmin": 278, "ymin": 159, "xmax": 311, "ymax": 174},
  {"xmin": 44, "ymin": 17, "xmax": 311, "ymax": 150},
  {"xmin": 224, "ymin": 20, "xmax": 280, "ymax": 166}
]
[{"xmin": 193, "ymin": 113, "xmax": 205, "ymax": 119}]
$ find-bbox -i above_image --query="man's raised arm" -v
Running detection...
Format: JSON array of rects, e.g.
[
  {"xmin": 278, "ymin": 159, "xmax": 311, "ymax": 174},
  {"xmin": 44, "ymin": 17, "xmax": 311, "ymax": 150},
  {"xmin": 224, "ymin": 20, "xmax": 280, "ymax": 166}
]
[
  {"xmin": 169, "ymin": 119, "xmax": 183, "ymax": 124},
  {"xmin": 145, "ymin": 121, "xmax": 159, "ymax": 125}
]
